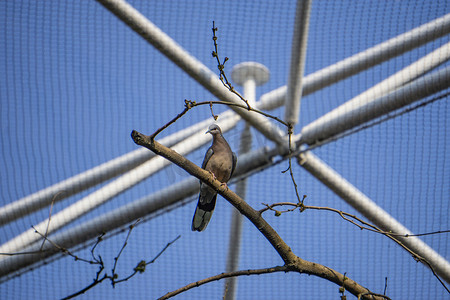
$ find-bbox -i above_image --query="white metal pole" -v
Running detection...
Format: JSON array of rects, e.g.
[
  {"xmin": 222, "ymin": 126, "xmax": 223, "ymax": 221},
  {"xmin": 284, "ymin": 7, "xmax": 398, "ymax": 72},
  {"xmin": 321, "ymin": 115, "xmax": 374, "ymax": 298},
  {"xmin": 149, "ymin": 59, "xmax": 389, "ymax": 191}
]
[
  {"xmin": 96, "ymin": 0, "xmax": 286, "ymax": 146},
  {"xmin": 0, "ymin": 114, "xmax": 241, "ymax": 255},
  {"xmin": 223, "ymin": 62, "xmax": 269, "ymax": 300},
  {"xmin": 300, "ymin": 64, "xmax": 450, "ymax": 145},
  {"xmin": 224, "ymin": 125, "xmax": 250, "ymax": 300},
  {"xmin": 284, "ymin": 0, "xmax": 312, "ymax": 125},
  {"xmin": 298, "ymin": 151, "xmax": 450, "ymax": 283},
  {"xmin": 258, "ymin": 13, "xmax": 450, "ymax": 111}
]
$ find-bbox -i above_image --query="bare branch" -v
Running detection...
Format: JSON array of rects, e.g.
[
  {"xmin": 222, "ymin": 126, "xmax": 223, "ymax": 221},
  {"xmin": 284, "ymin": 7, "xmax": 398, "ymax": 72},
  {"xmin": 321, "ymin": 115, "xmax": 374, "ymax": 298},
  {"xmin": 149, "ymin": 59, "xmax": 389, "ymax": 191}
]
[
  {"xmin": 61, "ymin": 273, "xmax": 108, "ymax": 300},
  {"xmin": 32, "ymin": 226, "xmax": 97, "ymax": 264},
  {"xmin": 61, "ymin": 219, "xmax": 180, "ymax": 299},
  {"xmin": 187, "ymin": 100, "xmax": 289, "ymax": 127},
  {"xmin": 111, "ymin": 219, "xmax": 140, "ymax": 287},
  {"xmin": 159, "ymin": 266, "xmax": 289, "ymax": 300},
  {"xmin": 131, "ymin": 131, "xmax": 387, "ymax": 299},
  {"xmin": 150, "ymin": 100, "xmax": 194, "ymax": 140},
  {"xmin": 40, "ymin": 191, "xmax": 65, "ymax": 251},
  {"xmin": 113, "ymin": 234, "xmax": 181, "ymax": 285},
  {"xmin": 281, "ymin": 125, "xmax": 306, "ymax": 206},
  {"xmin": 211, "ymin": 21, "xmax": 250, "ymax": 110},
  {"xmin": 258, "ymin": 201, "xmax": 450, "ymax": 293}
]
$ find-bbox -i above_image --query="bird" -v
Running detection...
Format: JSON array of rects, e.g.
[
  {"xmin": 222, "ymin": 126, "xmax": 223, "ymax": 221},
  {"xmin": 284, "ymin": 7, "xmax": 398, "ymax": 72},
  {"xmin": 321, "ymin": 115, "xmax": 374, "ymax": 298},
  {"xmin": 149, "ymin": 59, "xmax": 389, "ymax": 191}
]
[{"xmin": 191, "ymin": 124, "xmax": 237, "ymax": 232}]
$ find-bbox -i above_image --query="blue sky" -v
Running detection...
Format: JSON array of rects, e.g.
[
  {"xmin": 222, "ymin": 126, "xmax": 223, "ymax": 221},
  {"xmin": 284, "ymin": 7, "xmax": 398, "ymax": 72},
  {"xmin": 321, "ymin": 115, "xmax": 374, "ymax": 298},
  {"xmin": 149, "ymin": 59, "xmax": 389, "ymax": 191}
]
[{"xmin": 1, "ymin": 1, "xmax": 449, "ymax": 299}]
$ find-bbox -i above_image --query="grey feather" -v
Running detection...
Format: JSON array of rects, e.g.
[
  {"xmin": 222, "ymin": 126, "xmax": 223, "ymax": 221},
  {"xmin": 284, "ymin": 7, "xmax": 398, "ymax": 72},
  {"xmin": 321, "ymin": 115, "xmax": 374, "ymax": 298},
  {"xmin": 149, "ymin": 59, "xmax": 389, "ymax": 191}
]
[{"xmin": 191, "ymin": 124, "xmax": 236, "ymax": 232}]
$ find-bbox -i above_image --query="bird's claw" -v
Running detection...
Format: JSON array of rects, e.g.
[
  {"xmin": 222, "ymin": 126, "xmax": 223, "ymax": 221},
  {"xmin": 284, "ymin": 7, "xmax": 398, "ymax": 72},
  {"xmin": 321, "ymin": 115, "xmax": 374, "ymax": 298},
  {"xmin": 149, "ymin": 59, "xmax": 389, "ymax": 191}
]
[
  {"xmin": 208, "ymin": 170, "xmax": 217, "ymax": 181},
  {"xmin": 219, "ymin": 182, "xmax": 229, "ymax": 193}
]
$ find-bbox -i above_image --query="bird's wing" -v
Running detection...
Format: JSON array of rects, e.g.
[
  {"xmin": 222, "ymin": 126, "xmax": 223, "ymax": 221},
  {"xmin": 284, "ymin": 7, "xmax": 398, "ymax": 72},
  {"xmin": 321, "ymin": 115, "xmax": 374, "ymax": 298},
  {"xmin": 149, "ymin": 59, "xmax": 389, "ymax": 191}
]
[
  {"xmin": 192, "ymin": 146, "xmax": 218, "ymax": 231},
  {"xmin": 230, "ymin": 152, "xmax": 237, "ymax": 178},
  {"xmin": 201, "ymin": 147, "xmax": 214, "ymax": 169}
]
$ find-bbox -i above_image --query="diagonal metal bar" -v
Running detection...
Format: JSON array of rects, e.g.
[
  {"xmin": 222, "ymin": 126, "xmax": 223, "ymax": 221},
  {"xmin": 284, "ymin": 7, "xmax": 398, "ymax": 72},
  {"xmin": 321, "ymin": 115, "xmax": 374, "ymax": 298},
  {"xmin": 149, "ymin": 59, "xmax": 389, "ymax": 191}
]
[
  {"xmin": 259, "ymin": 13, "xmax": 450, "ymax": 111},
  {"xmin": 298, "ymin": 150, "xmax": 450, "ymax": 283},
  {"xmin": 284, "ymin": 0, "xmax": 312, "ymax": 125},
  {"xmin": 96, "ymin": 0, "xmax": 286, "ymax": 146}
]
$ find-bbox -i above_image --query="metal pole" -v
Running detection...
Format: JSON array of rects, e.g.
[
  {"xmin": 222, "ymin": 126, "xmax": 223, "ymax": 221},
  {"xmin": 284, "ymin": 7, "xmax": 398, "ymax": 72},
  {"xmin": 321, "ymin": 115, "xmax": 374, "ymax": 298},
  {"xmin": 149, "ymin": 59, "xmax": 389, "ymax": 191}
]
[
  {"xmin": 223, "ymin": 62, "xmax": 269, "ymax": 300},
  {"xmin": 258, "ymin": 13, "xmax": 450, "ymax": 111},
  {"xmin": 284, "ymin": 0, "xmax": 312, "ymax": 125},
  {"xmin": 298, "ymin": 151, "xmax": 450, "ymax": 283},
  {"xmin": 223, "ymin": 126, "xmax": 250, "ymax": 300}
]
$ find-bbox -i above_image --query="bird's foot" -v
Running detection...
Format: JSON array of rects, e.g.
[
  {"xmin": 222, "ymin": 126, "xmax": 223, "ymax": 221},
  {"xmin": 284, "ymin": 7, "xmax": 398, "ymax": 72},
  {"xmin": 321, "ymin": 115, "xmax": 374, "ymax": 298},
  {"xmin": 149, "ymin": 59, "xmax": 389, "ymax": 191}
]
[
  {"xmin": 219, "ymin": 182, "xmax": 229, "ymax": 193},
  {"xmin": 208, "ymin": 170, "xmax": 217, "ymax": 181}
]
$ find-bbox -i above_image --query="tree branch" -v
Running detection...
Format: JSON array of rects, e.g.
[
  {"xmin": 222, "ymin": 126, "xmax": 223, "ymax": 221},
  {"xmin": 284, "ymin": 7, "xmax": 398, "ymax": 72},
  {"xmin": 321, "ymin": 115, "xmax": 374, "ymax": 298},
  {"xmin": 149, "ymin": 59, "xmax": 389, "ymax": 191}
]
[
  {"xmin": 131, "ymin": 131, "xmax": 387, "ymax": 299},
  {"xmin": 159, "ymin": 266, "xmax": 289, "ymax": 300}
]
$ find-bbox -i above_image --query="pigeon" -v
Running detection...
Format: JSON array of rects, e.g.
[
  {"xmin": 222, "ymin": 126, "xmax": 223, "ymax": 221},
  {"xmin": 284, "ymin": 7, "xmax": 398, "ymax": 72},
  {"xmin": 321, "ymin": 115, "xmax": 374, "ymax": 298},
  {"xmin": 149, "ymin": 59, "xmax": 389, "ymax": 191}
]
[{"xmin": 191, "ymin": 124, "xmax": 237, "ymax": 231}]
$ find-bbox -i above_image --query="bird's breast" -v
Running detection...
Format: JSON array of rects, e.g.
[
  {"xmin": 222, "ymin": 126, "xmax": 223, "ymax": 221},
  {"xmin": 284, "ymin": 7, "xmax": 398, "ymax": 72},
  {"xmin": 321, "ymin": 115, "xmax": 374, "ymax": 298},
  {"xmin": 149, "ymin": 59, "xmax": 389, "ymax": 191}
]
[{"xmin": 206, "ymin": 151, "xmax": 233, "ymax": 182}]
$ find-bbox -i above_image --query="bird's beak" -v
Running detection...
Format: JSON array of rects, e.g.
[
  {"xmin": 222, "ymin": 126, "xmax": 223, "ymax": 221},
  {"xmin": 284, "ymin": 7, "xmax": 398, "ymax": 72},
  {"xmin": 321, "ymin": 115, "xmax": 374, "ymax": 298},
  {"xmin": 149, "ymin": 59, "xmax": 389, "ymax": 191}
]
[{"xmin": 205, "ymin": 129, "xmax": 211, "ymax": 135}]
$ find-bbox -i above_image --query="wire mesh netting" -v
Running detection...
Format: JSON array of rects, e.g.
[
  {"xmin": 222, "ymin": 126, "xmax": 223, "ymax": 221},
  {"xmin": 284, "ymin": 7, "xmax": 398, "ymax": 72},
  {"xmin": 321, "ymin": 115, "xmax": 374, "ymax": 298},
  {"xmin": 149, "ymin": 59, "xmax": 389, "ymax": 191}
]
[{"xmin": 1, "ymin": 1, "xmax": 449, "ymax": 299}]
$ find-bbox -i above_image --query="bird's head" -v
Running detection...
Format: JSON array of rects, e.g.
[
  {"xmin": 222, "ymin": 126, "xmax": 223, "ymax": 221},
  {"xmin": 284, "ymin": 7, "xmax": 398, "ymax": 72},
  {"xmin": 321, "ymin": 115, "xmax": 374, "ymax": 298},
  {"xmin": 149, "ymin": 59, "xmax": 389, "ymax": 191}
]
[{"xmin": 206, "ymin": 124, "xmax": 222, "ymax": 136}]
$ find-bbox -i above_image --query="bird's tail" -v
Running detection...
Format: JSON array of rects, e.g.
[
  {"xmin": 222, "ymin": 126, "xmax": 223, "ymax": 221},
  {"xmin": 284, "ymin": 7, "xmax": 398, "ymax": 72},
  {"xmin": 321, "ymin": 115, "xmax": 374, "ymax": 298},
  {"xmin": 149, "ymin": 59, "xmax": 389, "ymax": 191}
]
[{"xmin": 191, "ymin": 195, "xmax": 217, "ymax": 231}]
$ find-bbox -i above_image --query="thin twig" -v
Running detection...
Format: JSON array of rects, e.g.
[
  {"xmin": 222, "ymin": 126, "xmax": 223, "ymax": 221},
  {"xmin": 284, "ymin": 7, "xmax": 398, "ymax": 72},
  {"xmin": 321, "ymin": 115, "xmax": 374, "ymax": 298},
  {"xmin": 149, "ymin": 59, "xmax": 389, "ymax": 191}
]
[
  {"xmin": 32, "ymin": 226, "xmax": 96, "ymax": 264},
  {"xmin": 40, "ymin": 191, "xmax": 65, "ymax": 250},
  {"xmin": 90, "ymin": 233, "xmax": 106, "ymax": 264},
  {"xmin": 148, "ymin": 235, "xmax": 181, "ymax": 265},
  {"xmin": 209, "ymin": 101, "xmax": 218, "ymax": 120},
  {"xmin": 187, "ymin": 100, "xmax": 289, "ymax": 127},
  {"xmin": 259, "ymin": 202, "xmax": 450, "ymax": 238},
  {"xmin": 143, "ymin": 98, "xmax": 290, "ymax": 142},
  {"xmin": 111, "ymin": 219, "xmax": 140, "ymax": 287},
  {"xmin": 62, "ymin": 222, "xmax": 180, "ymax": 298},
  {"xmin": 281, "ymin": 124, "xmax": 304, "ymax": 206},
  {"xmin": 211, "ymin": 21, "xmax": 250, "ymax": 110},
  {"xmin": 112, "ymin": 234, "xmax": 181, "ymax": 285},
  {"xmin": 61, "ymin": 273, "xmax": 108, "ymax": 300},
  {"xmin": 150, "ymin": 100, "xmax": 195, "ymax": 139}
]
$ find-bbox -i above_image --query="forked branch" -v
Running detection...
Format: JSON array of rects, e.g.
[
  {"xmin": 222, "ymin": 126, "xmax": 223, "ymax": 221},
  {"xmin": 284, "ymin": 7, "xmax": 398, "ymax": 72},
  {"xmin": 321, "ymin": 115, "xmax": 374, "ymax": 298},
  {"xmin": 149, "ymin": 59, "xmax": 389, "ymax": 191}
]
[{"xmin": 131, "ymin": 131, "xmax": 388, "ymax": 300}]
